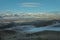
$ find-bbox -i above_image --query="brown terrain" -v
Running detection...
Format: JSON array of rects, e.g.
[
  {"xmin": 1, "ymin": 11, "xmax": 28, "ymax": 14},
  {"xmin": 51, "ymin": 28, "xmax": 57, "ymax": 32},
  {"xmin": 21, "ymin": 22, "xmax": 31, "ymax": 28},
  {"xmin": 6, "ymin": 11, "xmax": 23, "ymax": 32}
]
[
  {"xmin": 0, "ymin": 30, "xmax": 60, "ymax": 40},
  {"xmin": 0, "ymin": 19, "xmax": 60, "ymax": 40}
]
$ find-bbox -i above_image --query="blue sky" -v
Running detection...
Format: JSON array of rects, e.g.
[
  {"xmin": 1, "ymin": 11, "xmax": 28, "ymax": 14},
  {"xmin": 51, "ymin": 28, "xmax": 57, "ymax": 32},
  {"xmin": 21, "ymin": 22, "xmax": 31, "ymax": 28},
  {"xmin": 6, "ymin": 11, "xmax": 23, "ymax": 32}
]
[{"xmin": 0, "ymin": 0, "xmax": 60, "ymax": 13}]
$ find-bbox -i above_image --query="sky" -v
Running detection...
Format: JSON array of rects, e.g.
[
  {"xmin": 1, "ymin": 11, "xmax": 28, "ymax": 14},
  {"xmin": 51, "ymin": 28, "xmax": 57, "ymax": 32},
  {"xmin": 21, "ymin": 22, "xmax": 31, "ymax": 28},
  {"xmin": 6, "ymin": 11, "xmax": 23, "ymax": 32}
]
[{"xmin": 0, "ymin": 0, "xmax": 60, "ymax": 14}]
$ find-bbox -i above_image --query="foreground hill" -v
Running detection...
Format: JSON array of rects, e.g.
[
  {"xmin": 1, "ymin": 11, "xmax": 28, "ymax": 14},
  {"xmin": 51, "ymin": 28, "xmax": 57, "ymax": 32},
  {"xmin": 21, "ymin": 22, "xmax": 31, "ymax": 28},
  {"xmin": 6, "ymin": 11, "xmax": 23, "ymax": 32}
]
[
  {"xmin": 0, "ymin": 30, "xmax": 60, "ymax": 40},
  {"xmin": 26, "ymin": 30, "xmax": 60, "ymax": 40}
]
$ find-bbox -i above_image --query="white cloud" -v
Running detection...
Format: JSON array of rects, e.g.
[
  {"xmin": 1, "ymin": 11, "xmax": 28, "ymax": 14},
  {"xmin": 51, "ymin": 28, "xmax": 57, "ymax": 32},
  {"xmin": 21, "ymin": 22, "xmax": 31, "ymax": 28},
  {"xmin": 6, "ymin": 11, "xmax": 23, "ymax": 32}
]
[{"xmin": 20, "ymin": 2, "xmax": 41, "ymax": 7}]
